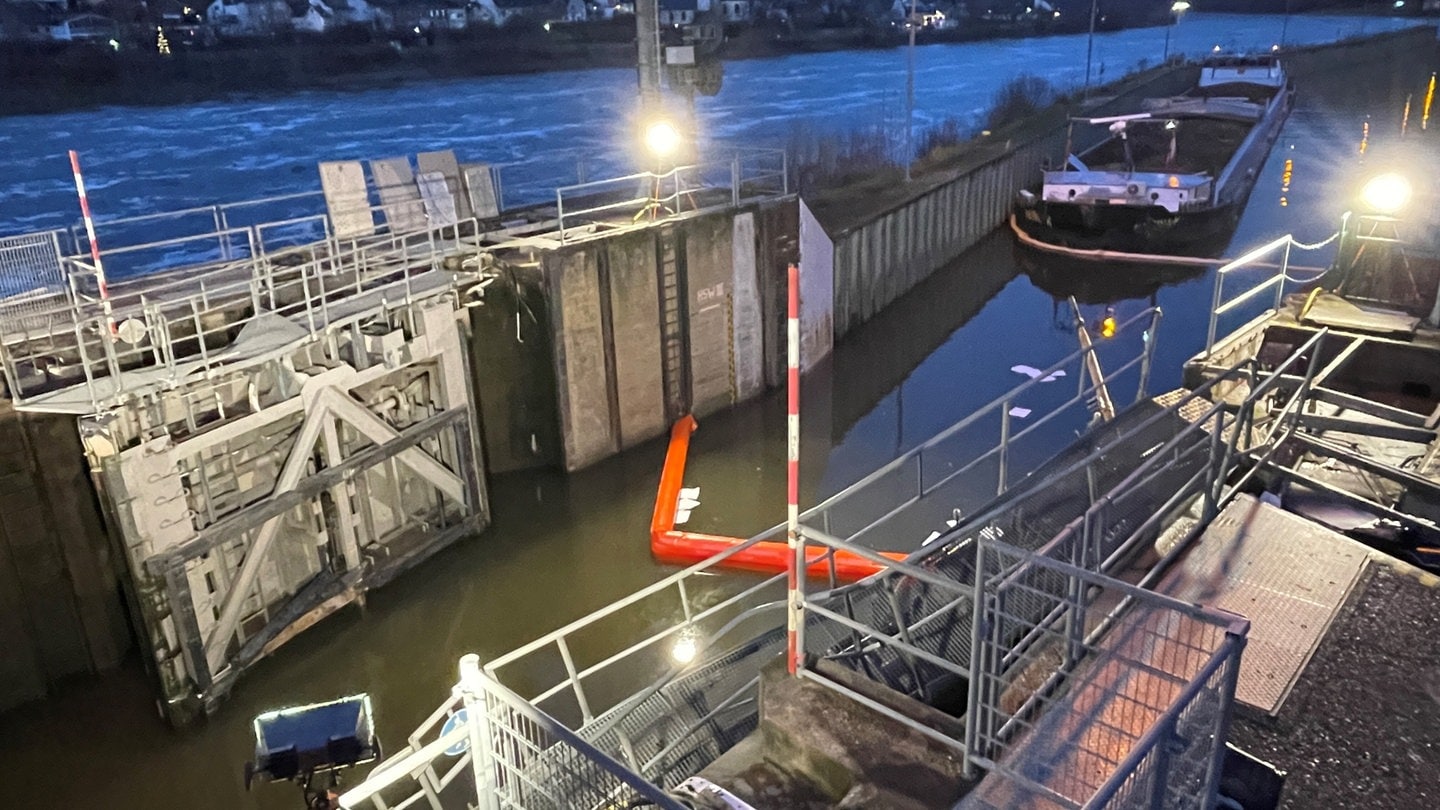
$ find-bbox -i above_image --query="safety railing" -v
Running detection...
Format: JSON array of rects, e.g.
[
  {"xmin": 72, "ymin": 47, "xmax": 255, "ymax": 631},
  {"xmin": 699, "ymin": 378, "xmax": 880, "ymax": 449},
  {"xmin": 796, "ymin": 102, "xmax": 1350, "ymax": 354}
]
[
  {"xmin": 1200, "ymin": 230, "xmax": 1341, "ymax": 360},
  {"xmin": 339, "ymin": 655, "xmax": 684, "ymax": 810},
  {"xmin": 0, "ymin": 230, "xmax": 69, "ymax": 336},
  {"xmin": 553, "ymin": 149, "xmax": 789, "ymax": 243},
  {"xmin": 483, "ymin": 531, "xmax": 789, "ymax": 729},
  {"xmin": 1203, "ymin": 234, "xmax": 1293, "ymax": 357},
  {"xmin": 0, "ymin": 214, "xmax": 483, "ymax": 413},
  {"xmin": 802, "ymin": 306, "xmax": 1164, "ymax": 554},
  {"xmin": 964, "ymin": 538, "xmax": 1247, "ymax": 810}
]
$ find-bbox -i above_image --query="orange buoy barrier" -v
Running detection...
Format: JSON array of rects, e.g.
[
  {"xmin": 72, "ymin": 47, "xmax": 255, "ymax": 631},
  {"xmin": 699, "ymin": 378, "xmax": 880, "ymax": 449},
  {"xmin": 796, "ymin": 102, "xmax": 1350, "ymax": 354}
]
[{"xmin": 650, "ymin": 416, "xmax": 906, "ymax": 582}]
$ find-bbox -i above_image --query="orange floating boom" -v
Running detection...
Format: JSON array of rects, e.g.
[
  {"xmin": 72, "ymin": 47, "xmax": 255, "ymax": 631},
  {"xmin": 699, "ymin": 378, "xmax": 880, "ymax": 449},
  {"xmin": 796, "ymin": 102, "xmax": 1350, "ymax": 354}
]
[{"xmin": 650, "ymin": 416, "xmax": 906, "ymax": 582}]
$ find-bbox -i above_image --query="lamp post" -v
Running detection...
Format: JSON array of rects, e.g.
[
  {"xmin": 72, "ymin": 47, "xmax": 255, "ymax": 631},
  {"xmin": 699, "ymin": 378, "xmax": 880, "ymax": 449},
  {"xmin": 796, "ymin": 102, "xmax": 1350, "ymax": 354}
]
[
  {"xmin": 905, "ymin": 0, "xmax": 918, "ymax": 181},
  {"xmin": 1164, "ymin": 2, "xmax": 1190, "ymax": 64},
  {"xmin": 1083, "ymin": 0, "xmax": 1097, "ymax": 99}
]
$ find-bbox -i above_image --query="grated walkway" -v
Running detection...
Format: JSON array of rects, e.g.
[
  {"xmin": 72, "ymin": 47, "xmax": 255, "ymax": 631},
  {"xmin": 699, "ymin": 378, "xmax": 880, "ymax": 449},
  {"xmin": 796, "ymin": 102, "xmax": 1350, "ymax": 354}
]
[{"xmin": 1156, "ymin": 494, "xmax": 1367, "ymax": 715}]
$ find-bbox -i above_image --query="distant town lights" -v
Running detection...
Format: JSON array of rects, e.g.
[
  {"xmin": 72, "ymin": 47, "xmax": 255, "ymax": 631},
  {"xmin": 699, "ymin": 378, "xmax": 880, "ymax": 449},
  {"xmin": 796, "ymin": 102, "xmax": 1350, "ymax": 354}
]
[
  {"xmin": 1361, "ymin": 173, "xmax": 1412, "ymax": 214},
  {"xmin": 644, "ymin": 120, "xmax": 682, "ymax": 159}
]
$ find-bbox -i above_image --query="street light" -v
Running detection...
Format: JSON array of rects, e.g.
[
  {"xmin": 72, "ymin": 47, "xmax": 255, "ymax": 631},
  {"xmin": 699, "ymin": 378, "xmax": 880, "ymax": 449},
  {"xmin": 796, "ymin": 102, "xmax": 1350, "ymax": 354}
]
[{"xmin": 1164, "ymin": 2, "xmax": 1190, "ymax": 64}]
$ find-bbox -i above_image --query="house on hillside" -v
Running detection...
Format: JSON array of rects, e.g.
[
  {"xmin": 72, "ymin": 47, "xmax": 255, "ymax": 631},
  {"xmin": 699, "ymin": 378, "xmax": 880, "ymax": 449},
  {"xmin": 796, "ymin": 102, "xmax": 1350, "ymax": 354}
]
[
  {"xmin": 205, "ymin": 0, "xmax": 291, "ymax": 37},
  {"xmin": 288, "ymin": 0, "xmax": 331, "ymax": 32},
  {"xmin": 429, "ymin": 2, "xmax": 469, "ymax": 29},
  {"xmin": 718, "ymin": 0, "xmax": 748, "ymax": 21},
  {"xmin": 50, "ymin": 12, "xmax": 119, "ymax": 40},
  {"xmin": 467, "ymin": 0, "xmax": 566, "ymax": 25},
  {"xmin": 659, "ymin": 0, "xmax": 701, "ymax": 25}
]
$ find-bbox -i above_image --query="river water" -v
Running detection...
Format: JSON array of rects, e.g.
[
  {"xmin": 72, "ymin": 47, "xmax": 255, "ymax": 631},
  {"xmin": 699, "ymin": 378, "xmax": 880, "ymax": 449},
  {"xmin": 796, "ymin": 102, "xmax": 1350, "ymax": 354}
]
[{"xmin": 0, "ymin": 13, "xmax": 1433, "ymax": 809}]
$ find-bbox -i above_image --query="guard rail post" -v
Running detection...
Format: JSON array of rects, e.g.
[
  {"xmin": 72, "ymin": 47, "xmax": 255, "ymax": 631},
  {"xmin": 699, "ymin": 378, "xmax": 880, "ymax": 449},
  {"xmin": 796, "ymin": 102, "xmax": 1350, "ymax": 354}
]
[{"xmin": 458, "ymin": 654, "xmax": 500, "ymax": 810}]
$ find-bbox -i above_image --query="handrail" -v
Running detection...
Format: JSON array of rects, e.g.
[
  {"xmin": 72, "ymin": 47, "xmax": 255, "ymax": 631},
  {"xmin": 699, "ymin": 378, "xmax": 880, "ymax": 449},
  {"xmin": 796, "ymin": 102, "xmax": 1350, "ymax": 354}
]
[
  {"xmin": 1200, "ymin": 231, "xmax": 1339, "ymax": 357},
  {"xmin": 808, "ymin": 306, "xmax": 1161, "ymax": 519}
]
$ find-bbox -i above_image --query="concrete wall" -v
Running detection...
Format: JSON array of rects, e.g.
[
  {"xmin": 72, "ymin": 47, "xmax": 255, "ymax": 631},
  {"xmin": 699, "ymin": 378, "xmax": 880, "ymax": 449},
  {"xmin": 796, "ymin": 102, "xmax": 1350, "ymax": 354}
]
[
  {"xmin": 687, "ymin": 213, "xmax": 738, "ymax": 416},
  {"xmin": 827, "ymin": 141, "xmax": 1053, "ymax": 339},
  {"xmin": 0, "ymin": 405, "xmax": 129, "ymax": 714},
  {"xmin": 547, "ymin": 199, "xmax": 801, "ymax": 471},
  {"xmin": 608, "ymin": 232, "xmax": 669, "ymax": 449},
  {"xmin": 798, "ymin": 199, "xmax": 836, "ymax": 371}
]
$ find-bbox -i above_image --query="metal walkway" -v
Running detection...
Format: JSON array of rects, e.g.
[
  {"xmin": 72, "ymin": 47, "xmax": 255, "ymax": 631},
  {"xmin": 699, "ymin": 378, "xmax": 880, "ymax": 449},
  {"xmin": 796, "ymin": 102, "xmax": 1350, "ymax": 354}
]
[{"xmin": 1157, "ymin": 494, "xmax": 1369, "ymax": 715}]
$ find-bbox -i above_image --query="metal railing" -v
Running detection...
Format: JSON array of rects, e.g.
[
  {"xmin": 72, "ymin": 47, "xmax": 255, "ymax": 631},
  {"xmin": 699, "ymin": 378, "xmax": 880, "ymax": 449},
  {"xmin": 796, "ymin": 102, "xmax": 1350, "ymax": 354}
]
[
  {"xmin": 802, "ymin": 306, "xmax": 1163, "ymax": 553},
  {"xmin": 0, "ymin": 230, "xmax": 69, "ymax": 335},
  {"xmin": 964, "ymin": 538, "xmax": 1247, "ymax": 810},
  {"xmin": 553, "ymin": 149, "xmax": 788, "ymax": 243},
  {"xmin": 0, "ymin": 214, "xmax": 483, "ymax": 414},
  {"xmin": 335, "ymin": 317, "xmax": 1333, "ymax": 810},
  {"xmin": 339, "ymin": 655, "xmax": 684, "ymax": 810}
]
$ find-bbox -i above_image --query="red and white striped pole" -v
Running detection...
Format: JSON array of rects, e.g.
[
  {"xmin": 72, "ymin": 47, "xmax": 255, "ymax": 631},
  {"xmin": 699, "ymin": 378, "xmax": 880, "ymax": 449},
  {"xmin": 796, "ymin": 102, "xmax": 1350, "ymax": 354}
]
[
  {"xmin": 786, "ymin": 262, "xmax": 803, "ymax": 676},
  {"xmin": 69, "ymin": 150, "xmax": 114, "ymax": 333}
]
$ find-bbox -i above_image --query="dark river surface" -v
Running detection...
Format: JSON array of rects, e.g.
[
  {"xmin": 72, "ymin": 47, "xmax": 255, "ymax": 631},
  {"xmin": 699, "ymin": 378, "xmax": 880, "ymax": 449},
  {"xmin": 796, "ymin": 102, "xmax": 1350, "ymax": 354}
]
[{"xmin": 0, "ymin": 13, "xmax": 1435, "ymax": 809}]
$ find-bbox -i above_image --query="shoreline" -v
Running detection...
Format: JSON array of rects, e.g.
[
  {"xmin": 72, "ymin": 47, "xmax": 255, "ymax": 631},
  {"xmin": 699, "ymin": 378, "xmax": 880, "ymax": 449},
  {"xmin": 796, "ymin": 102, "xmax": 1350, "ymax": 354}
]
[{"xmin": 0, "ymin": 22, "xmax": 1152, "ymax": 120}]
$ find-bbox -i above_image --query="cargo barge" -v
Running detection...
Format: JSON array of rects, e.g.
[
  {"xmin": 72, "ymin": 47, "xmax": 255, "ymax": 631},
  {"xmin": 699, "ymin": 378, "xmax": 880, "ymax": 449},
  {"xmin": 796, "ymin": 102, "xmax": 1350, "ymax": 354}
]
[{"xmin": 1015, "ymin": 54, "xmax": 1295, "ymax": 257}]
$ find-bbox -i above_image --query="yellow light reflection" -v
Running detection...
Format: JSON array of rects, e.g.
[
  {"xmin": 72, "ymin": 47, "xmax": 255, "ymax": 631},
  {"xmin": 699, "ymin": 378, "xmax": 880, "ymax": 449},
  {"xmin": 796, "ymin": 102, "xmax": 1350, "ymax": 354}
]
[{"xmin": 1424, "ymin": 72, "xmax": 1436, "ymax": 131}]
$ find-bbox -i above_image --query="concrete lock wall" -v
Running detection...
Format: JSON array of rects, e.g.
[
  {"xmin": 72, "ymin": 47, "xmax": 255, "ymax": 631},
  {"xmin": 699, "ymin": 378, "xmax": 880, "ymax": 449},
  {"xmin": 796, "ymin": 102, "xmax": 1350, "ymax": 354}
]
[
  {"xmin": 547, "ymin": 200, "xmax": 800, "ymax": 471},
  {"xmin": 0, "ymin": 405, "xmax": 130, "ymax": 714},
  {"xmin": 828, "ymin": 143, "xmax": 1050, "ymax": 338}
]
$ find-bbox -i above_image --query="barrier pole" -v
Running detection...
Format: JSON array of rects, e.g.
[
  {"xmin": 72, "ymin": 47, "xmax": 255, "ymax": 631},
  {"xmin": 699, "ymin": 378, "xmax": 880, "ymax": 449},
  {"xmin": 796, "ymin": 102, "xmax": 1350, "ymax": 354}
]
[
  {"xmin": 787, "ymin": 262, "xmax": 802, "ymax": 676},
  {"xmin": 68, "ymin": 150, "xmax": 114, "ymax": 334}
]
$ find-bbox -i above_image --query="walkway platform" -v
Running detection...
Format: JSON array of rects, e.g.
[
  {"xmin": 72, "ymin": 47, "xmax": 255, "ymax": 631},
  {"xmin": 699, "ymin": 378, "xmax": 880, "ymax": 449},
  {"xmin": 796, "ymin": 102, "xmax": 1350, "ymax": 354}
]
[
  {"xmin": 1157, "ymin": 494, "xmax": 1369, "ymax": 715},
  {"xmin": 964, "ymin": 494, "xmax": 1369, "ymax": 808}
]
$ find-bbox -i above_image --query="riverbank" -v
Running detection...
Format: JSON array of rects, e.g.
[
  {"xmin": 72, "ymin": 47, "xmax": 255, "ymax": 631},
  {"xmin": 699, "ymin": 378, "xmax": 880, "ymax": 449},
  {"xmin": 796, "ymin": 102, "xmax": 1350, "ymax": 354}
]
[{"xmin": 0, "ymin": 19, "xmax": 1145, "ymax": 119}]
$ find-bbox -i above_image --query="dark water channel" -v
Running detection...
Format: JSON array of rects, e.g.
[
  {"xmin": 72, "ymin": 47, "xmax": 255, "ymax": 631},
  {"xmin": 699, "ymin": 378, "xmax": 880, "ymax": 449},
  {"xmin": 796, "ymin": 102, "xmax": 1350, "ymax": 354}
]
[{"xmin": 1, "ymin": 29, "xmax": 1437, "ymax": 810}]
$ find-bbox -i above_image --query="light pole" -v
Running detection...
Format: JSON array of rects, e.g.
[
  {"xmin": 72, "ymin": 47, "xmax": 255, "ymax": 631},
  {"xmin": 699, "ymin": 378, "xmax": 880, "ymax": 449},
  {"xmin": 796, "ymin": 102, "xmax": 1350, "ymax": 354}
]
[
  {"xmin": 1164, "ymin": 1, "xmax": 1190, "ymax": 63},
  {"xmin": 1083, "ymin": 0, "xmax": 1098, "ymax": 100},
  {"xmin": 905, "ymin": 0, "xmax": 917, "ymax": 181}
]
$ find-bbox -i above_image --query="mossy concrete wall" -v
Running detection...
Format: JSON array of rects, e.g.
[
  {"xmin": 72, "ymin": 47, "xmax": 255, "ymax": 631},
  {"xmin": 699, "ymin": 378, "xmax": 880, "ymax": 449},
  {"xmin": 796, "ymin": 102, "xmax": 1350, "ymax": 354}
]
[{"xmin": 0, "ymin": 404, "xmax": 130, "ymax": 714}]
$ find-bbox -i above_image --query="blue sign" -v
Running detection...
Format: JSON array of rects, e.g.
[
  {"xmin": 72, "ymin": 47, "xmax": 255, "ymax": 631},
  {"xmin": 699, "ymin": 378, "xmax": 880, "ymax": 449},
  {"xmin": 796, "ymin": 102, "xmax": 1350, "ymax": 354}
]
[{"xmin": 440, "ymin": 708, "xmax": 471, "ymax": 756}]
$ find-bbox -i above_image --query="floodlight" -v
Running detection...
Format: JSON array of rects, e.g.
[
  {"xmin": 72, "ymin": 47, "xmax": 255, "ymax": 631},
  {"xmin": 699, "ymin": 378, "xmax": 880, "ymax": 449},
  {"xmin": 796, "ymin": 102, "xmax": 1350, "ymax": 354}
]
[
  {"xmin": 1360, "ymin": 173, "xmax": 1412, "ymax": 214},
  {"xmin": 645, "ymin": 120, "xmax": 682, "ymax": 159},
  {"xmin": 245, "ymin": 694, "xmax": 379, "ymax": 808}
]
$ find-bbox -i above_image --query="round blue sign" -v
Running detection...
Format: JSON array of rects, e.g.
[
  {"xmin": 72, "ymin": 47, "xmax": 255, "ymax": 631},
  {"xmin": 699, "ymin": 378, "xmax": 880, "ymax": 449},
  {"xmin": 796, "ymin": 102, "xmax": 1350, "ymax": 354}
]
[{"xmin": 440, "ymin": 708, "xmax": 471, "ymax": 756}]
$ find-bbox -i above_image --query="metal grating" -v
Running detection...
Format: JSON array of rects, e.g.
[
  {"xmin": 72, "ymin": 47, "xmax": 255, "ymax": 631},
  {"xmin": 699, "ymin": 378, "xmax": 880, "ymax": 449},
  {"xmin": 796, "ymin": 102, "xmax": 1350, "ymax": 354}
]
[
  {"xmin": 1157, "ymin": 494, "xmax": 1367, "ymax": 714},
  {"xmin": 0, "ymin": 231, "xmax": 66, "ymax": 338}
]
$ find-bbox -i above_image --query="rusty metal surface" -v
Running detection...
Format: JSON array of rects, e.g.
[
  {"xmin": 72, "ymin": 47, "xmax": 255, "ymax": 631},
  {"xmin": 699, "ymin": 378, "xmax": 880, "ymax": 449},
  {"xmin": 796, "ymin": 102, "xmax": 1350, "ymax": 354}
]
[{"xmin": 1159, "ymin": 494, "xmax": 1367, "ymax": 714}]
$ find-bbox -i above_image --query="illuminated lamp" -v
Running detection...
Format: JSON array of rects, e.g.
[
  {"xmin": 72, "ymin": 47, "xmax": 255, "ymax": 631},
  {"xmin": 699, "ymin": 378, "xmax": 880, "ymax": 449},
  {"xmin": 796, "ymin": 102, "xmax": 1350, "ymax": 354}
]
[{"xmin": 1360, "ymin": 173, "xmax": 1412, "ymax": 215}]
